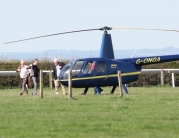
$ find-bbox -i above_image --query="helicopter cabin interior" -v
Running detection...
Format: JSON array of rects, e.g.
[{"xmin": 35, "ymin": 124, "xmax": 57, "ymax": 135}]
[{"xmin": 60, "ymin": 59, "xmax": 107, "ymax": 79}]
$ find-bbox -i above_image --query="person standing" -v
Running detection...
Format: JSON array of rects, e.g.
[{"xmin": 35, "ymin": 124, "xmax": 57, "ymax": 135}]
[
  {"xmin": 29, "ymin": 59, "xmax": 40, "ymax": 95},
  {"xmin": 16, "ymin": 60, "xmax": 29, "ymax": 95},
  {"xmin": 53, "ymin": 58, "xmax": 67, "ymax": 95}
]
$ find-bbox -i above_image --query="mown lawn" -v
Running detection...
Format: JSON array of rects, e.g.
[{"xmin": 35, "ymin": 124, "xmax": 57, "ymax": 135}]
[{"xmin": 0, "ymin": 87, "xmax": 179, "ymax": 138}]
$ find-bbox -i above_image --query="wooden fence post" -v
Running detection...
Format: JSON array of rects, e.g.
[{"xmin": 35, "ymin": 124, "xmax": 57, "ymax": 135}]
[
  {"xmin": 40, "ymin": 70, "xmax": 43, "ymax": 99},
  {"xmin": 161, "ymin": 69, "xmax": 164, "ymax": 86},
  {"xmin": 68, "ymin": 70, "xmax": 73, "ymax": 100},
  {"xmin": 118, "ymin": 70, "xmax": 123, "ymax": 97},
  {"xmin": 49, "ymin": 70, "xmax": 53, "ymax": 89},
  {"xmin": 172, "ymin": 73, "xmax": 175, "ymax": 88}
]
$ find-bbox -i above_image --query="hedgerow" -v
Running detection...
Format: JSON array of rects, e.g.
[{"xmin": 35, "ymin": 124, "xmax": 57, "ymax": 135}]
[{"xmin": 0, "ymin": 60, "xmax": 179, "ymax": 88}]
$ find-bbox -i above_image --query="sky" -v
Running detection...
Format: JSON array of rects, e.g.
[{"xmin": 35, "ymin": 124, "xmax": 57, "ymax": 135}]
[{"xmin": 1, "ymin": 0, "xmax": 179, "ymax": 53}]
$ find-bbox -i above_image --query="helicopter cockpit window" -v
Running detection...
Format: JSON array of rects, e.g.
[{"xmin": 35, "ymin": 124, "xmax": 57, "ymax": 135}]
[
  {"xmin": 95, "ymin": 61, "xmax": 106, "ymax": 72},
  {"xmin": 60, "ymin": 61, "xmax": 75, "ymax": 79},
  {"xmin": 71, "ymin": 60, "xmax": 84, "ymax": 78},
  {"xmin": 81, "ymin": 61, "xmax": 95, "ymax": 74}
]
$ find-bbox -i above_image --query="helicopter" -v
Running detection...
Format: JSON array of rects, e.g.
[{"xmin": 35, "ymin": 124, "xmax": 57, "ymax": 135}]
[{"xmin": 4, "ymin": 26, "xmax": 179, "ymax": 95}]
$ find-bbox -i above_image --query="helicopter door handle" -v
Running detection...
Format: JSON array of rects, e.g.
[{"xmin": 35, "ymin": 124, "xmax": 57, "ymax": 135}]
[{"xmin": 105, "ymin": 75, "xmax": 108, "ymax": 80}]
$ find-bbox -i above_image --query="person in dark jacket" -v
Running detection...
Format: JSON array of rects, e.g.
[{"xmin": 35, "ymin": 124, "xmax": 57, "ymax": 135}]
[
  {"xmin": 53, "ymin": 58, "xmax": 67, "ymax": 95},
  {"xmin": 29, "ymin": 59, "xmax": 40, "ymax": 95}
]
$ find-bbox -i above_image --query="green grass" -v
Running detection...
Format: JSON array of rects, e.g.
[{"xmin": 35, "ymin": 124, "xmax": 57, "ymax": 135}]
[{"xmin": 0, "ymin": 87, "xmax": 179, "ymax": 138}]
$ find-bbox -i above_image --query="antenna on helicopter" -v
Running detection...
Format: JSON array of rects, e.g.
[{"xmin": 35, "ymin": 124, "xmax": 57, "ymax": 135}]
[{"xmin": 131, "ymin": 49, "xmax": 137, "ymax": 58}]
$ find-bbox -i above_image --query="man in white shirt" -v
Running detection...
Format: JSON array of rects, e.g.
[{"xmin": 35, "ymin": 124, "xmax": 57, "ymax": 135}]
[{"xmin": 17, "ymin": 60, "xmax": 29, "ymax": 95}]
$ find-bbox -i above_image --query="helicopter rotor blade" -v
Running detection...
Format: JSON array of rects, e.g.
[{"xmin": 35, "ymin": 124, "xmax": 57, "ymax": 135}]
[
  {"xmin": 4, "ymin": 28, "xmax": 102, "ymax": 44},
  {"xmin": 112, "ymin": 27, "xmax": 179, "ymax": 32},
  {"xmin": 4, "ymin": 26, "xmax": 179, "ymax": 44}
]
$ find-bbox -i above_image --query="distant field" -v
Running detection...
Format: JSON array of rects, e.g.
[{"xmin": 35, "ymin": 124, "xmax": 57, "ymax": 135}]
[{"xmin": 0, "ymin": 87, "xmax": 179, "ymax": 138}]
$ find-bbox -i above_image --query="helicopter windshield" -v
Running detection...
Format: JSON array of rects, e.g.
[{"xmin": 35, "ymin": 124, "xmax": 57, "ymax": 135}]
[
  {"xmin": 71, "ymin": 60, "xmax": 84, "ymax": 77},
  {"xmin": 60, "ymin": 60, "xmax": 84, "ymax": 79}
]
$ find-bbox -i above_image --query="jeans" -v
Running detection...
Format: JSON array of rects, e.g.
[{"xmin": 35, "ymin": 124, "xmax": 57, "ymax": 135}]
[
  {"xmin": 94, "ymin": 86, "xmax": 103, "ymax": 94},
  {"xmin": 32, "ymin": 77, "xmax": 38, "ymax": 94}
]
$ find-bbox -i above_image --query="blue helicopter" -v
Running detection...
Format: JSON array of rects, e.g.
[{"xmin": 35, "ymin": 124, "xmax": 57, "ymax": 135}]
[{"xmin": 4, "ymin": 26, "xmax": 179, "ymax": 94}]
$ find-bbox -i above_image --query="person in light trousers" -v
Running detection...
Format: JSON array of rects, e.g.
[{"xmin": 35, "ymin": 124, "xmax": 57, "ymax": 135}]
[
  {"xmin": 16, "ymin": 60, "xmax": 29, "ymax": 95},
  {"xmin": 53, "ymin": 58, "xmax": 67, "ymax": 95}
]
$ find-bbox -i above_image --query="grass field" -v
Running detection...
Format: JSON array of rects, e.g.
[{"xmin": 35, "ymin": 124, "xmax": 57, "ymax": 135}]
[{"xmin": 0, "ymin": 87, "xmax": 179, "ymax": 138}]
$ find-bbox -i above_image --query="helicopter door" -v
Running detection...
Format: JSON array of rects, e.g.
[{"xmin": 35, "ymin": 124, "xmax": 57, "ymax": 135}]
[
  {"xmin": 81, "ymin": 61, "xmax": 95, "ymax": 76},
  {"xmin": 76, "ymin": 61, "xmax": 95, "ymax": 86},
  {"xmin": 94, "ymin": 61, "xmax": 107, "ymax": 76},
  {"xmin": 91, "ymin": 61, "xmax": 107, "ymax": 86}
]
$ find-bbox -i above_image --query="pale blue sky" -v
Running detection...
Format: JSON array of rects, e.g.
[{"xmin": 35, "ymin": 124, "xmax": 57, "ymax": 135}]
[{"xmin": 1, "ymin": 0, "xmax": 179, "ymax": 53}]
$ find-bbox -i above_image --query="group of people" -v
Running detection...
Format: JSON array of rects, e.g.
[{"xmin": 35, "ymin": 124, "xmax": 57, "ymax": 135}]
[
  {"xmin": 17, "ymin": 58, "xmax": 103, "ymax": 95},
  {"xmin": 16, "ymin": 58, "xmax": 67, "ymax": 96}
]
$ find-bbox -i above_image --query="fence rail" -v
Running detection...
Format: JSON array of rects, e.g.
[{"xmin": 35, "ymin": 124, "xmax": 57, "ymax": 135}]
[
  {"xmin": 1, "ymin": 69, "xmax": 179, "ymax": 76},
  {"xmin": 141, "ymin": 69, "xmax": 179, "ymax": 74},
  {"xmin": 0, "ymin": 70, "xmax": 52, "ymax": 76}
]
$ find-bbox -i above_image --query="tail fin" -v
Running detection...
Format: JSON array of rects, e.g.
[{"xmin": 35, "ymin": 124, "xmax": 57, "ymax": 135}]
[{"xmin": 99, "ymin": 33, "xmax": 114, "ymax": 59}]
